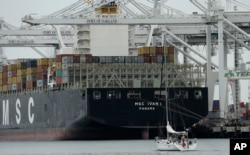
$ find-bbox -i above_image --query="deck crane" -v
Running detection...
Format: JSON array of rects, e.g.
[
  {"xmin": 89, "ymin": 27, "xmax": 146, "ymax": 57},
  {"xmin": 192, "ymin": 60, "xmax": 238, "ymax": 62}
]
[{"xmin": 22, "ymin": 0, "xmax": 250, "ymax": 119}]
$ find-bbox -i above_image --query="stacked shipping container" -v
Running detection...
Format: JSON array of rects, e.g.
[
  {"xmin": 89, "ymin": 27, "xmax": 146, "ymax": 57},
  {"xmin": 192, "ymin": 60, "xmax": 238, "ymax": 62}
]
[
  {"xmin": 56, "ymin": 54, "xmax": 81, "ymax": 85},
  {"xmin": 0, "ymin": 58, "xmax": 53, "ymax": 92},
  {"xmin": 0, "ymin": 46, "xmax": 177, "ymax": 92},
  {"xmin": 137, "ymin": 46, "xmax": 175, "ymax": 64}
]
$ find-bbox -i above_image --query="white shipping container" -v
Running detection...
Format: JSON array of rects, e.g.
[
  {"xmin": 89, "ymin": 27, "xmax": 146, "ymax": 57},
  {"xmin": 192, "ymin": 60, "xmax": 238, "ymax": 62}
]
[
  {"xmin": 62, "ymin": 64, "xmax": 68, "ymax": 70},
  {"xmin": 37, "ymin": 80, "xmax": 43, "ymax": 87},
  {"xmin": 26, "ymin": 75, "xmax": 36, "ymax": 81},
  {"xmin": 8, "ymin": 71, "xmax": 12, "ymax": 78},
  {"xmin": 8, "ymin": 84, "xmax": 12, "ymax": 91},
  {"xmin": 12, "ymin": 84, "xmax": 17, "ymax": 90},
  {"xmin": 80, "ymin": 56, "xmax": 86, "ymax": 63},
  {"xmin": 73, "ymin": 63, "xmax": 80, "ymax": 67},
  {"xmin": 62, "ymin": 76, "xmax": 69, "ymax": 83},
  {"xmin": 62, "ymin": 56, "xmax": 73, "ymax": 64},
  {"xmin": 62, "ymin": 70, "xmax": 69, "ymax": 77}
]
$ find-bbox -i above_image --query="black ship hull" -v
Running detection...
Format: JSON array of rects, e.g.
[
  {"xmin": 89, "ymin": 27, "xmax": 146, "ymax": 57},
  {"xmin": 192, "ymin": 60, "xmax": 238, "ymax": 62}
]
[{"xmin": 0, "ymin": 87, "xmax": 208, "ymax": 140}]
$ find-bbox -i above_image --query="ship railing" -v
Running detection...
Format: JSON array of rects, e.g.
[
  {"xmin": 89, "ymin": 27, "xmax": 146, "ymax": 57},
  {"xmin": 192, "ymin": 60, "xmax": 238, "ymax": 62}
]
[{"xmin": 0, "ymin": 82, "xmax": 85, "ymax": 97}]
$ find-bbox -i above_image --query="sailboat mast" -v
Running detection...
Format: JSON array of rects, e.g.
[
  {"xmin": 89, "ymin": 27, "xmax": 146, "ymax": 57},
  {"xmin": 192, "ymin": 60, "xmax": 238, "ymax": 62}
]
[{"xmin": 165, "ymin": 87, "xmax": 169, "ymax": 138}]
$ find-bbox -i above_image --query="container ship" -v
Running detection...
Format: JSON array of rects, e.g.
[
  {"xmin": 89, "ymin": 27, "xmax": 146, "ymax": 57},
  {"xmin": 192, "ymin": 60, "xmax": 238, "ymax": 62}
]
[{"xmin": 0, "ymin": 45, "xmax": 208, "ymax": 140}]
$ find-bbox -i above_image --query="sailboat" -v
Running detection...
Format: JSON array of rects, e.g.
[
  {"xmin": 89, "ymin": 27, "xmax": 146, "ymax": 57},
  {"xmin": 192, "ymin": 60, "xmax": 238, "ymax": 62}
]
[{"xmin": 155, "ymin": 90, "xmax": 197, "ymax": 151}]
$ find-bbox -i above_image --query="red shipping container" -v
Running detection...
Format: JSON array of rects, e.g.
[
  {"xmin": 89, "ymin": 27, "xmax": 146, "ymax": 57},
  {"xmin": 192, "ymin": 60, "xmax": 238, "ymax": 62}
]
[
  {"xmin": 26, "ymin": 81, "xmax": 36, "ymax": 89},
  {"xmin": 242, "ymin": 113, "xmax": 247, "ymax": 119},
  {"xmin": 144, "ymin": 56, "xmax": 150, "ymax": 63},
  {"xmin": 37, "ymin": 65, "xmax": 48, "ymax": 73},
  {"xmin": 3, "ymin": 66, "xmax": 8, "ymax": 72},
  {"xmin": 150, "ymin": 56, "xmax": 157, "ymax": 63},
  {"xmin": 86, "ymin": 55, "xmax": 93, "ymax": 63},
  {"xmin": 168, "ymin": 46, "xmax": 175, "ymax": 54},
  {"xmin": 156, "ymin": 46, "xmax": 163, "ymax": 55},
  {"xmin": 2, "ymin": 72, "xmax": 8, "ymax": 79},
  {"xmin": 56, "ymin": 77, "xmax": 62, "ymax": 84},
  {"xmin": 239, "ymin": 102, "xmax": 245, "ymax": 107},
  {"xmin": 2, "ymin": 78, "xmax": 8, "ymax": 85},
  {"xmin": 17, "ymin": 82, "xmax": 26, "ymax": 90},
  {"xmin": 36, "ymin": 72, "xmax": 47, "ymax": 80},
  {"xmin": 73, "ymin": 55, "xmax": 80, "ymax": 63},
  {"xmin": 11, "ymin": 70, "xmax": 17, "ymax": 77}
]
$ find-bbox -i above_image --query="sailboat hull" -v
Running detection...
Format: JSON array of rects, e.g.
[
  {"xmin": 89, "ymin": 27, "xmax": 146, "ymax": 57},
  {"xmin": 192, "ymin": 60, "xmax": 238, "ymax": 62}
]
[{"xmin": 155, "ymin": 138, "xmax": 197, "ymax": 151}]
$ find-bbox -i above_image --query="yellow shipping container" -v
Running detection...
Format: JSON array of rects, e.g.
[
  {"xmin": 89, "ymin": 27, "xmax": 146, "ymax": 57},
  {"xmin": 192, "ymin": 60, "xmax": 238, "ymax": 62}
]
[
  {"xmin": 17, "ymin": 69, "xmax": 27, "ymax": 76},
  {"xmin": 56, "ymin": 62, "xmax": 62, "ymax": 70},
  {"xmin": 143, "ymin": 47, "xmax": 150, "ymax": 54},
  {"xmin": 11, "ymin": 77, "xmax": 17, "ymax": 84},
  {"xmin": 98, "ymin": 6, "xmax": 117, "ymax": 14},
  {"xmin": 109, "ymin": 7, "xmax": 118, "ymax": 14},
  {"xmin": 2, "ymin": 85, "xmax": 8, "ymax": 92},
  {"xmin": 27, "ymin": 68, "xmax": 36, "ymax": 74},
  {"xmin": 0, "ymin": 73, "xmax": 2, "ymax": 80},
  {"xmin": 149, "ymin": 46, "xmax": 156, "ymax": 54},
  {"xmin": 48, "ymin": 58, "xmax": 54, "ymax": 65},
  {"xmin": 7, "ymin": 78, "xmax": 12, "ymax": 84},
  {"xmin": 8, "ymin": 64, "xmax": 17, "ymax": 71},
  {"xmin": 16, "ymin": 76, "xmax": 26, "ymax": 83},
  {"xmin": 137, "ymin": 47, "xmax": 143, "ymax": 56},
  {"xmin": 17, "ymin": 62, "xmax": 27, "ymax": 69},
  {"xmin": 37, "ymin": 58, "xmax": 50, "ymax": 65},
  {"xmin": 164, "ymin": 46, "xmax": 169, "ymax": 55},
  {"xmin": 0, "ymin": 80, "xmax": 2, "ymax": 85},
  {"xmin": 169, "ymin": 54, "xmax": 175, "ymax": 63}
]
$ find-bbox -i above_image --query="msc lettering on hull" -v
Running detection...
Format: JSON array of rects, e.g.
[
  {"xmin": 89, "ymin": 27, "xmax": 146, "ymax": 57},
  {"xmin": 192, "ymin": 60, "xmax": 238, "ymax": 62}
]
[{"xmin": 1, "ymin": 97, "xmax": 35, "ymax": 126}]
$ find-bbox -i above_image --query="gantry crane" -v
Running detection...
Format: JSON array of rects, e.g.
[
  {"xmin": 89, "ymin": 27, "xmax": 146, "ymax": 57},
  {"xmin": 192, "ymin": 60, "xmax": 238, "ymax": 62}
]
[{"xmin": 3, "ymin": 0, "xmax": 250, "ymax": 120}]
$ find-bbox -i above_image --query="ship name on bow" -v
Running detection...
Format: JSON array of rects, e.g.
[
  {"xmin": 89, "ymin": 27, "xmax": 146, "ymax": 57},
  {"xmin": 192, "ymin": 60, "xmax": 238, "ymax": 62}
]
[
  {"xmin": 1, "ymin": 97, "xmax": 35, "ymax": 126},
  {"xmin": 134, "ymin": 101, "xmax": 162, "ymax": 111}
]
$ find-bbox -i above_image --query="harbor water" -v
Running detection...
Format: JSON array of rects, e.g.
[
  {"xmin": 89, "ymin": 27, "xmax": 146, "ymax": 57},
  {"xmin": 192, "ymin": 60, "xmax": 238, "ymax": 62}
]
[{"xmin": 0, "ymin": 139, "xmax": 229, "ymax": 155}]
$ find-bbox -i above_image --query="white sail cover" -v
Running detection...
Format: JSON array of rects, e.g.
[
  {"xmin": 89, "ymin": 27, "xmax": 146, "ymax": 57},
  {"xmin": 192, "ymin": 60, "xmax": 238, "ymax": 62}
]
[{"xmin": 166, "ymin": 124, "xmax": 187, "ymax": 135}]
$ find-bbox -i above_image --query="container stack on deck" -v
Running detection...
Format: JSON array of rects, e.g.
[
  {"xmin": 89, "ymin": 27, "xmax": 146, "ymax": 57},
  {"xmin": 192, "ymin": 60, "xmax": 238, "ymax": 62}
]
[
  {"xmin": 0, "ymin": 46, "xmax": 176, "ymax": 92},
  {"xmin": 137, "ymin": 46, "xmax": 175, "ymax": 64},
  {"xmin": 0, "ymin": 58, "xmax": 53, "ymax": 92}
]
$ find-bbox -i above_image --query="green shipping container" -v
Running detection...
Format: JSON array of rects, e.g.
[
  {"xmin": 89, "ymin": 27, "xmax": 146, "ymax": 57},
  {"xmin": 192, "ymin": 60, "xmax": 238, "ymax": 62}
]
[{"xmin": 56, "ymin": 69, "xmax": 62, "ymax": 77}]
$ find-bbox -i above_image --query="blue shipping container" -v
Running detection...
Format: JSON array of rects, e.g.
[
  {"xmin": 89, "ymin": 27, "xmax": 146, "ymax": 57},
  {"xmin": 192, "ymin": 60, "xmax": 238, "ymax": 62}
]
[{"xmin": 26, "ymin": 60, "xmax": 37, "ymax": 68}]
